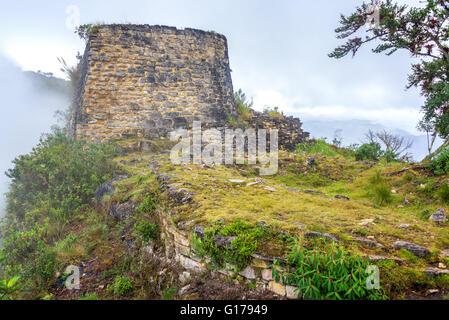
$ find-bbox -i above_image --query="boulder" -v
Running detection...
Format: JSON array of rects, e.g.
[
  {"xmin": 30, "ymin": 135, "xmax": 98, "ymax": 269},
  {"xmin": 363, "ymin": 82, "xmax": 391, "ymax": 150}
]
[
  {"xmin": 213, "ymin": 235, "xmax": 236, "ymax": 248},
  {"xmin": 305, "ymin": 231, "xmax": 339, "ymax": 242},
  {"xmin": 353, "ymin": 237, "xmax": 383, "ymax": 248},
  {"xmin": 109, "ymin": 201, "xmax": 135, "ymax": 221},
  {"xmin": 168, "ymin": 187, "xmax": 193, "ymax": 204},
  {"xmin": 94, "ymin": 175, "xmax": 129, "ymax": 203},
  {"xmin": 429, "ymin": 208, "xmax": 447, "ymax": 223},
  {"xmin": 334, "ymin": 195, "xmax": 350, "ymax": 201},
  {"xmin": 424, "ymin": 267, "xmax": 449, "ymax": 277},
  {"xmin": 193, "ymin": 226, "xmax": 205, "ymax": 238},
  {"xmin": 392, "ymin": 240, "xmax": 430, "ymax": 257}
]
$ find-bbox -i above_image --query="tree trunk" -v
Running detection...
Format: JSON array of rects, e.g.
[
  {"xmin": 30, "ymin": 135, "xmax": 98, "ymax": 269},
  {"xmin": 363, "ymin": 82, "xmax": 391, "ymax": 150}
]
[{"xmin": 422, "ymin": 139, "xmax": 449, "ymax": 163}]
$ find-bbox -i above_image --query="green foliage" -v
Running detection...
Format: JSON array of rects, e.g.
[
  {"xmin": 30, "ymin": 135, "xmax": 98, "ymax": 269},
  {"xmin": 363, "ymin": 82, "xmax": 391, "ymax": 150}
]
[
  {"xmin": 383, "ymin": 150, "xmax": 398, "ymax": 163},
  {"xmin": 330, "ymin": 1, "xmax": 449, "ymax": 139},
  {"xmin": 5, "ymin": 130, "xmax": 118, "ymax": 221},
  {"xmin": 296, "ymin": 140, "xmax": 339, "ymax": 157},
  {"xmin": 437, "ymin": 183, "xmax": 449, "ymax": 204},
  {"xmin": 228, "ymin": 89, "xmax": 254, "ymax": 127},
  {"xmin": 273, "ymin": 238, "xmax": 387, "ymax": 300},
  {"xmin": 373, "ymin": 183, "xmax": 393, "ymax": 206},
  {"xmin": 431, "ymin": 147, "xmax": 449, "ymax": 175},
  {"xmin": 162, "ymin": 287, "xmax": 178, "ymax": 300},
  {"xmin": 111, "ymin": 275, "xmax": 133, "ymax": 296},
  {"xmin": 263, "ymin": 106, "xmax": 284, "ymax": 119},
  {"xmin": 75, "ymin": 24, "xmax": 100, "ymax": 41},
  {"xmin": 191, "ymin": 219, "xmax": 268, "ymax": 270},
  {"xmin": 1, "ymin": 130, "xmax": 118, "ymax": 294},
  {"xmin": 134, "ymin": 192, "xmax": 160, "ymax": 243},
  {"xmin": 136, "ymin": 192, "xmax": 158, "ymax": 214},
  {"xmin": 368, "ymin": 171, "xmax": 392, "ymax": 206},
  {"xmin": 78, "ymin": 292, "xmax": 98, "ymax": 300},
  {"xmin": 355, "ymin": 143, "xmax": 383, "ymax": 161},
  {"xmin": 0, "ymin": 252, "xmax": 21, "ymax": 300},
  {"xmin": 134, "ymin": 221, "xmax": 158, "ymax": 243}
]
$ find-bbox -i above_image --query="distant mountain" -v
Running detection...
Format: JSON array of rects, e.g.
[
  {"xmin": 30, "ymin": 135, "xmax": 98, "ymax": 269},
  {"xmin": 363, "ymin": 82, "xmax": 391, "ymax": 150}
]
[
  {"xmin": 0, "ymin": 55, "xmax": 71, "ymax": 217},
  {"xmin": 289, "ymin": 116, "xmax": 443, "ymax": 162},
  {"xmin": 23, "ymin": 70, "xmax": 71, "ymax": 98}
]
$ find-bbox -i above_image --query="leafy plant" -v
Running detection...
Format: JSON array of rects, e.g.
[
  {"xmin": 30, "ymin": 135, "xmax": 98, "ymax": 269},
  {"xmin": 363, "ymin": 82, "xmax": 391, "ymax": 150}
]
[
  {"xmin": 437, "ymin": 183, "xmax": 449, "ymax": 204},
  {"xmin": 355, "ymin": 143, "xmax": 383, "ymax": 161},
  {"xmin": 263, "ymin": 106, "xmax": 284, "ymax": 119},
  {"xmin": 373, "ymin": 183, "xmax": 393, "ymax": 206},
  {"xmin": 111, "ymin": 275, "xmax": 133, "ymax": 296},
  {"xmin": 134, "ymin": 221, "xmax": 158, "ymax": 243},
  {"xmin": 191, "ymin": 219, "xmax": 268, "ymax": 271},
  {"xmin": 431, "ymin": 147, "xmax": 449, "ymax": 175},
  {"xmin": 296, "ymin": 140, "xmax": 338, "ymax": 157},
  {"xmin": 0, "ymin": 252, "xmax": 21, "ymax": 300},
  {"xmin": 368, "ymin": 171, "xmax": 392, "ymax": 206},
  {"xmin": 1, "ymin": 130, "xmax": 118, "ymax": 294},
  {"xmin": 273, "ymin": 238, "xmax": 387, "ymax": 300}
]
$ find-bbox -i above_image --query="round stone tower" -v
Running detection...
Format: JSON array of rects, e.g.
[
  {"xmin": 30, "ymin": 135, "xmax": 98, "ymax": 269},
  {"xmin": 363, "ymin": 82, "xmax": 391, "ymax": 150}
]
[{"xmin": 70, "ymin": 24, "xmax": 236, "ymax": 141}]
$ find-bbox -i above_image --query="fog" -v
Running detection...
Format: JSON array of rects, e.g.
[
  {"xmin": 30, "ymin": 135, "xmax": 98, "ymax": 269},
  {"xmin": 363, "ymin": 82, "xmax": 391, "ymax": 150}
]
[{"xmin": 0, "ymin": 55, "xmax": 70, "ymax": 218}]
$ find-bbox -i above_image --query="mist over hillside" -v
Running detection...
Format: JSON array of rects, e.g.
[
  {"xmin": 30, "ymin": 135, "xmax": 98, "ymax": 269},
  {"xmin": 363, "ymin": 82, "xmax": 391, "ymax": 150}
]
[
  {"xmin": 293, "ymin": 116, "xmax": 443, "ymax": 162},
  {"xmin": 0, "ymin": 55, "xmax": 70, "ymax": 216}
]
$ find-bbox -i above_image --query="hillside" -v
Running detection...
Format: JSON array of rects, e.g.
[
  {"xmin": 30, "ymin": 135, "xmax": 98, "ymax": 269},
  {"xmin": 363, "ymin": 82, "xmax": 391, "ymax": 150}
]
[{"xmin": 1, "ymin": 134, "xmax": 448, "ymax": 300}]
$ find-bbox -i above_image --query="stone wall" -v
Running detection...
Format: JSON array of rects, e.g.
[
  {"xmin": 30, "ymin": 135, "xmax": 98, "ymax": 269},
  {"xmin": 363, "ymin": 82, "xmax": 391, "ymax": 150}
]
[
  {"xmin": 247, "ymin": 111, "xmax": 309, "ymax": 150},
  {"xmin": 154, "ymin": 202, "xmax": 298, "ymax": 299},
  {"xmin": 70, "ymin": 24, "xmax": 309, "ymax": 150},
  {"xmin": 70, "ymin": 24, "xmax": 236, "ymax": 141}
]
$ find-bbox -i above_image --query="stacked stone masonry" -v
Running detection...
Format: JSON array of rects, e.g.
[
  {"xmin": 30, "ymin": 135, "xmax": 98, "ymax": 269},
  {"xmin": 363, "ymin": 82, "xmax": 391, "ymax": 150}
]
[
  {"xmin": 153, "ymin": 207, "xmax": 297, "ymax": 299},
  {"xmin": 71, "ymin": 24, "xmax": 309, "ymax": 150}
]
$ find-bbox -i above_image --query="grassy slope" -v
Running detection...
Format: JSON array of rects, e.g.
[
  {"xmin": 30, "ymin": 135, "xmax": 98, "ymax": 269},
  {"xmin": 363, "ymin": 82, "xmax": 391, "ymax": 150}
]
[{"xmin": 110, "ymin": 141, "xmax": 449, "ymax": 299}]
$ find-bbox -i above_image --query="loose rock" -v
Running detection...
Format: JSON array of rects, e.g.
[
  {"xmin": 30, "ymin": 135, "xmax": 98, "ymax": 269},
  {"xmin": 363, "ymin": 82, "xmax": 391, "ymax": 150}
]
[
  {"xmin": 429, "ymin": 208, "xmax": 447, "ymax": 223},
  {"xmin": 392, "ymin": 240, "xmax": 430, "ymax": 257},
  {"xmin": 305, "ymin": 231, "xmax": 339, "ymax": 242}
]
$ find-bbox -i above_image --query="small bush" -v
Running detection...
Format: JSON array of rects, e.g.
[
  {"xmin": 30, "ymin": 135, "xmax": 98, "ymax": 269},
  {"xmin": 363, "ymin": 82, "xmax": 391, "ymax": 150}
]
[
  {"xmin": 437, "ymin": 184, "xmax": 449, "ymax": 204},
  {"xmin": 112, "ymin": 275, "xmax": 133, "ymax": 296},
  {"xmin": 191, "ymin": 219, "xmax": 268, "ymax": 270},
  {"xmin": 373, "ymin": 183, "xmax": 393, "ymax": 206},
  {"xmin": 274, "ymin": 238, "xmax": 387, "ymax": 300},
  {"xmin": 355, "ymin": 143, "xmax": 383, "ymax": 161},
  {"xmin": 134, "ymin": 221, "xmax": 158, "ymax": 243},
  {"xmin": 368, "ymin": 171, "xmax": 392, "ymax": 206},
  {"xmin": 136, "ymin": 192, "xmax": 158, "ymax": 214},
  {"xmin": 263, "ymin": 106, "xmax": 284, "ymax": 119},
  {"xmin": 431, "ymin": 147, "xmax": 449, "ymax": 175},
  {"xmin": 296, "ymin": 139, "xmax": 338, "ymax": 157}
]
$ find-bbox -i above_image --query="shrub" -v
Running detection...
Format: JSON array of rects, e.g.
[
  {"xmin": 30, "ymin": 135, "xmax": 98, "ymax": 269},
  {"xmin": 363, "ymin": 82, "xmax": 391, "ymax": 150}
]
[
  {"xmin": 191, "ymin": 219, "xmax": 268, "ymax": 270},
  {"xmin": 368, "ymin": 171, "xmax": 392, "ymax": 206},
  {"xmin": 112, "ymin": 275, "xmax": 133, "ymax": 296},
  {"xmin": 431, "ymin": 147, "xmax": 449, "ymax": 175},
  {"xmin": 134, "ymin": 221, "xmax": 158, "ymax": 243},
  {"xmin": 296, "ymin": 139, "xmax": 338, "ymax": 157},
  {"xmin": 373, "ymin": 183, "xmax": 393, "ymax": 206},
  {"xmin": 229, "ymin": 89, "xmax": 254, "ymax": 127},
  {"xmin": 273, "ymin": 238, "xmax": 387, "ymax": 300},
  {"xmin": 383, "ymin": 150, "xmax": 399, "ymax": 163},
  {"xmin": 136, "ymin": 192, "xmax": 158, "ymax": 214},
  {"xmin": 355, "ymin": 143, "xmax": 383, "ymax": 161},
  {"xmin": 1, "ymin": 130, "xmax": 118, "ymax": 294},
  {"xmin": 263, "ymin": 106, "xmax": 284, "ymax": 119},
  {"xmin": 437, "ymin": 183, "xmax": 449, "ymax": 204}
]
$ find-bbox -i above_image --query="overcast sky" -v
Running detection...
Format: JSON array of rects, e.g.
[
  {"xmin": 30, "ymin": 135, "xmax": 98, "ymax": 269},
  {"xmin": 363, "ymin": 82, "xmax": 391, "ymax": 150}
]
[{"xmin": 0, "ymin": 0, "xmax": 426, "ymax": 132}]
